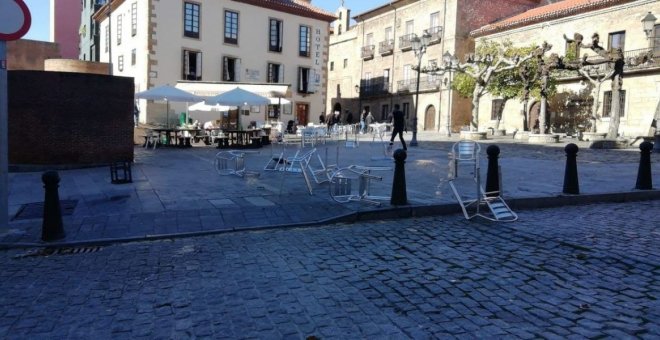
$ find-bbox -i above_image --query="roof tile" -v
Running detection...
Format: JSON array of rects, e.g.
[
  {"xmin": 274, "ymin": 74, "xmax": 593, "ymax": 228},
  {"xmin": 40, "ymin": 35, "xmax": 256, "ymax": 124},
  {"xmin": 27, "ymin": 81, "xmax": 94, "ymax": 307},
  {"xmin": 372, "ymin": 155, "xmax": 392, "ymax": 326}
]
[{"xmin": 471, "ymin": 0, "xmax": 635, "ymax": 37}]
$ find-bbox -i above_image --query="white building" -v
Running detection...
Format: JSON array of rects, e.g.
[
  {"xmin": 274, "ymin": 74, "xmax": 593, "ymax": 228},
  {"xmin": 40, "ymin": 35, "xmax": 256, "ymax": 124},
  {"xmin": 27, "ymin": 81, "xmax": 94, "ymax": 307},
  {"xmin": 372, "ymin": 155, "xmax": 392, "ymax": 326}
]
[{"xmin": 94, "ymin": 0, "xmax": 335, "ymax": 128}]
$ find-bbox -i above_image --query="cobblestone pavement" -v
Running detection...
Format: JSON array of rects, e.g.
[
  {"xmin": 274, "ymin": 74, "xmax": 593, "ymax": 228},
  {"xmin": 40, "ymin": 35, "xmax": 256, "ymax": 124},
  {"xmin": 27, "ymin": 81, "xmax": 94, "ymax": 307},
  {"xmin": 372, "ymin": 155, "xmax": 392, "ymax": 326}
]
[{"xmin": 1, "ymin": 200, "xmax": 658, "ymax": 339}]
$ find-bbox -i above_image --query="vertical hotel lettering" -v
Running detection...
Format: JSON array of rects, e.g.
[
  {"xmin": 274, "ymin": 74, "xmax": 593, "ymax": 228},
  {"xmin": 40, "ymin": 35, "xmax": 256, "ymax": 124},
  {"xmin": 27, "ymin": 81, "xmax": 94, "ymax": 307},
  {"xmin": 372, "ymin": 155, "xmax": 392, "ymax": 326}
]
[{"xmin": 312, "ymin": 27, "xmax": 322, "ymax": 86}]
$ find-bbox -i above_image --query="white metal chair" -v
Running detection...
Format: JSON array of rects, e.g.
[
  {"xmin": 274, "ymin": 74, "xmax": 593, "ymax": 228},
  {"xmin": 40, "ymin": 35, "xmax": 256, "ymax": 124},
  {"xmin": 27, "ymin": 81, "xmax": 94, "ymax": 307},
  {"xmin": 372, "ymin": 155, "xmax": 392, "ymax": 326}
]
[
  {"xmin": 279, "ymin": 148, "xmax": 317, "ymax": 195},
  {"xmin": 450, "ymin": 140, "xmax": 481, "ymax": 178}
]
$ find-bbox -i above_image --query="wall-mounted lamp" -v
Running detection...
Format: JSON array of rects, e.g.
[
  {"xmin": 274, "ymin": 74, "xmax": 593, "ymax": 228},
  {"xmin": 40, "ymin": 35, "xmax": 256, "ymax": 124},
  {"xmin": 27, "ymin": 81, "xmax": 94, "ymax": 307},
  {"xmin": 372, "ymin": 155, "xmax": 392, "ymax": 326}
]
[{"xmin": 642, "ymin": 11, "xmax": 657, "ymax": 38}]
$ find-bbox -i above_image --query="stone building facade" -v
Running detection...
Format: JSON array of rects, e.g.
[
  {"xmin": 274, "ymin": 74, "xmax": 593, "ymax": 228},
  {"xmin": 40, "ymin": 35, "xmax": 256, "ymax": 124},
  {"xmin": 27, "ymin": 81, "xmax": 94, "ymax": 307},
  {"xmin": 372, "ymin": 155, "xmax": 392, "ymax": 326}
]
[
  {"xmin": 327, "ymin": 0, "xmax": 547, "ymax": 134},
  {"xmin": 93, "ymin": 0, "xmax": 335, "ymax": 128},
  {"xmin": 471, "ymin": 0, "xmax": 660, "ymax": 138}
]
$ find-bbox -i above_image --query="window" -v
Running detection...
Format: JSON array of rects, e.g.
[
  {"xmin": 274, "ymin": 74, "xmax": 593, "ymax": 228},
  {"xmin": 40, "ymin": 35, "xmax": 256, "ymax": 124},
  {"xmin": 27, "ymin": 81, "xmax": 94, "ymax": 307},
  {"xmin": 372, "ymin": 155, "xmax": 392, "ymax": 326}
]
[
  {"xmin": 343, "ymin": 58, "xmax": 347, "ymax": 68},
  {"xmin": 381, "ymin": 104, "xmax": 389, "ymax": 121},
  {"xmin": 383, "ymin": 69, "xmax": 390, "ymax": 91},
  {"xmin": 223, "ymin": 56, "xmax": 241, "ymax": 81},
  {"xmin": 118, "ymin": 55, "xmax": 124, "ymax": 72},
  {"xmin": 330, "ymin": 61, "xmax": 334, "ymax": 71},
  {"xmin": 131, "ymin": 2, "xmax": 137, "ymax": 36},
  {"xmin": 269, "ymin": 19, "xmax": 283, "ymax": 52},
  {"xmin": 116, "ymin": 15, "xmax": 122, "ymax": 45},
  {"xmin": 184, "ymin": 2, "xmax": 200, "ymax": 38},
  {"xmin": 403, "ymin": 64, "xmax": 411, "ymax": 82},
  {"xmin": 267, "ymin": 63, "xmax": 283, "ymax": 83},
  {"xmin": 224, "ymin": 10, "xmax": 239, "ymax": 44},
  {"xmin": 385, "ymin": 27, "xmax": 392, "ymax": 41},
  {"xmin": 602, "ymin": 90, "xmax": 626, "ymax": 118},
  {"xmin": 430, "ymin": 12, "xmax": 439, "ymax": 28},
  {"xmin": 297, "ymin": 67, "xmax": 316, "ymax": 93},
  {"xmin": 366, "ymin": 33, "xmax": 373, "ymax": 46},
  {"xmin": 608, "ymin": 31, "xmax": 625, "ymax": 52},
  {"xmin": 131, "ymin": 48, "xmax": 136, "ymax": 65},
  {"xmin": 182, "ymin": 50, "xmax": 202, "ymax": 80},
  {"xmin": 405, "ymin": 20, "xmax": 414, "ymax": 35},
  {"xmin": 491, "ymin": 99, "xmax": 504, "ymax": 120},
  {"xmin": 338, "ymin": 24, "xmax": 342, "ymax": 35},
  {"xmin": 299, "ymin": 25, "xmax": 311, "ymax": 57}
]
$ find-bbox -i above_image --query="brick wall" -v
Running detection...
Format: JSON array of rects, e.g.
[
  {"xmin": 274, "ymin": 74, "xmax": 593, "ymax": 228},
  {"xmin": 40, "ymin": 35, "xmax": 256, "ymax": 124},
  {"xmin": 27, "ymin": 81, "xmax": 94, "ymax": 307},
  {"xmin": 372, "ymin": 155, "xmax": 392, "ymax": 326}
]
[{"xmin": 8, "ymin": 71, "xmax": 134, "ymax": 167}]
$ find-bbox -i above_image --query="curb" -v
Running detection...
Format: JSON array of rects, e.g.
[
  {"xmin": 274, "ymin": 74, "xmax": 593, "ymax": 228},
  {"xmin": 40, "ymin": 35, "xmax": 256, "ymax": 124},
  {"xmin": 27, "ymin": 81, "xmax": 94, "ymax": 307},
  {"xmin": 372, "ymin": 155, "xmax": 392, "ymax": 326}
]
[{"xmin": 1, "ymin": 189, "xmax": 659, "ymax": 250}]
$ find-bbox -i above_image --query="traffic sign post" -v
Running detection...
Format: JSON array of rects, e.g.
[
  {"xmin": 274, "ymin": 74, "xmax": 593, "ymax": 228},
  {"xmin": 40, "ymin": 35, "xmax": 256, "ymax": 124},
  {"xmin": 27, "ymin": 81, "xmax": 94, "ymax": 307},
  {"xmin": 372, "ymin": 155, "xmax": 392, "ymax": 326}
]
[{"xmin": 1, "ymin": 0, "xmax": 32, "ymax": 232}]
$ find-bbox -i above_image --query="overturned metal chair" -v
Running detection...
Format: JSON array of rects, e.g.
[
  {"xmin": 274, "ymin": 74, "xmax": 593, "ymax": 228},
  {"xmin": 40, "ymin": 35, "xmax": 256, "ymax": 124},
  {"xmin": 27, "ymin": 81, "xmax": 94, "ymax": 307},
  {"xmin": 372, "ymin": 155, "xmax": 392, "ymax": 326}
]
[{"xmin": 448, "ymin": 140, "xmax": 517, "ymax": 222}]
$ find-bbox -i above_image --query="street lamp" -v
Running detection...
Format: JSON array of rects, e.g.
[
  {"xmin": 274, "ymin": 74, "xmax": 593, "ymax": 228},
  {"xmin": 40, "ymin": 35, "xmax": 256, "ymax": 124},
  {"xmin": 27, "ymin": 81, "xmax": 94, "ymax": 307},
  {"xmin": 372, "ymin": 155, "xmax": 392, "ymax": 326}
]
[
  {"xmin": 354, "ymin": 84, "xmax": 361, "ymax": 115},
  {"xmin": 442, "ymin": 51, "xmax": 459, "ymax": 137},
  {"xmin": 410, "ymin": 30, "xmax": 431, "ymax": 147},
  {"xmin": 641, "ymin": 12, "xmax": 657, "ymax": 49}
]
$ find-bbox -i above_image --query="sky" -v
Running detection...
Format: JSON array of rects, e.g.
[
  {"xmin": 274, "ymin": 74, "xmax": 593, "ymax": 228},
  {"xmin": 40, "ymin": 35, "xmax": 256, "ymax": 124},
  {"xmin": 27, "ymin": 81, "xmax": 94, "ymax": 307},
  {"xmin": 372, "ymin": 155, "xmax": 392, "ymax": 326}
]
[{"xmin": 21, "ymin": 0, "xmax": 385, "ymax": 42}]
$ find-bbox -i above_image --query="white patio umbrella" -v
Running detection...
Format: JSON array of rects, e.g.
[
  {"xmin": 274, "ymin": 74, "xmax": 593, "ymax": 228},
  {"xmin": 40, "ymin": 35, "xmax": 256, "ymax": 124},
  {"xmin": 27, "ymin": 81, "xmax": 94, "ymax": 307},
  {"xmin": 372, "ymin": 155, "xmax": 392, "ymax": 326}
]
[
  {"xmin": 205, "ymin": 87, "xmax": 270, "ymax": 106},
  {"xmin": 135, "ymin": 84, "xmax": 202, "ymax": 128},
  {"xmin": 188, "ymin": 101, "xmax": 232, "ymax": 112}
]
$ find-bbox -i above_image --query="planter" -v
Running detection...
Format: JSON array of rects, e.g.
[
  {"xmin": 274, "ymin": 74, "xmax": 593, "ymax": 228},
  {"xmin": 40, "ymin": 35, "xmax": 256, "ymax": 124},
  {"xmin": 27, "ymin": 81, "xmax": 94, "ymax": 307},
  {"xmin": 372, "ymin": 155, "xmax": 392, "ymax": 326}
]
[
  {"xmin": 513, "ymin": 131, "xmax": 530, "ymax": 140},
  {"xmin": 528, "ymin": 134, "xmax": 559, "ymax": 144},
  {"xmin": 493, "ymin": 129, "xmax": 506, "ymax": 136},
  {"xmin": 581, "ymin": 132, "xmax": 607, "ymax": 142},
  {"xmin": 459, "ymin": 131, "xmax": 488, "ymax": 140}
]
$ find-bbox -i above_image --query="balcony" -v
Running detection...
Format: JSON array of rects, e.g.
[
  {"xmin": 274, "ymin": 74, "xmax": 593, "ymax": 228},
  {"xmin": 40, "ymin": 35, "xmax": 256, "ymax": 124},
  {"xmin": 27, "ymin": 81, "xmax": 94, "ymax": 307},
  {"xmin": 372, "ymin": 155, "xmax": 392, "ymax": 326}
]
[
  {"xmin": 396, "ymin": 76, "xmax": 440, "ymax": 93},
  {"xmin": 359, "ymin": 80, "xmax": 391, "ymax": 97},
  {"xmin": 361, "ymin": 45, "xmax": 375, "ymax": 60},
  {"xmin": 399, "ymin": 33, "xmax": 417, "ymax": 51},
  {"xmin": 426, "ymin": 26, "xmax": 442, "ymax": 45},
  {"xmin": 397, "ymin": 79, "xmax": 414, "ymax": 92},
  {"xmin": 379, "ymin": 39, "xmax": 394, "ymax": 55},
  {"xmin": 554, "ymin": 47, "xmax": 660, "ymax": 79}
]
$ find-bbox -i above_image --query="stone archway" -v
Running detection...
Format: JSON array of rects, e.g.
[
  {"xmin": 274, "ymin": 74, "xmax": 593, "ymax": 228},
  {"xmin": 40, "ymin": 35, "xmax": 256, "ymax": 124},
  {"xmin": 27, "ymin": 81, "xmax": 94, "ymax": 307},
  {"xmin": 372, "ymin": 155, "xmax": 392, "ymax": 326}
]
[
  {"xmin": 333, "ymin": 102, "xmax": 342, "ymax": 114},
  {"xmin": 424, "ymin": 105, "xmax": 436, "ymax": 131},
  {"xmin": 529, "ymin": 101, "xmax": 540, "ymax": 133}
]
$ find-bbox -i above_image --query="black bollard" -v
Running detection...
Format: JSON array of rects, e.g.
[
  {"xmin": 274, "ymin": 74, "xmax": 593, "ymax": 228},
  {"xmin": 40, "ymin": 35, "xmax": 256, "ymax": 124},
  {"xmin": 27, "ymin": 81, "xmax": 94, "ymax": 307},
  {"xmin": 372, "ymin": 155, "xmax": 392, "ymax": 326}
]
[
  {"xmin": 390, "ymin": 149, "xmax": 408, "ymax": 205},
  {"xmin": 42, "ymin": 171, "xmax": 65, "ymax": 241},
  {"xmin": 635, "ymin": 141, "xmax": 653, "ymax": 190},
  {"xmin": 563, "ymin": 143, "xmax": 580, "ymax": 195},
  {"xmin": 485, "ymin": 145, "xmax": 500, "ymax": 197}
]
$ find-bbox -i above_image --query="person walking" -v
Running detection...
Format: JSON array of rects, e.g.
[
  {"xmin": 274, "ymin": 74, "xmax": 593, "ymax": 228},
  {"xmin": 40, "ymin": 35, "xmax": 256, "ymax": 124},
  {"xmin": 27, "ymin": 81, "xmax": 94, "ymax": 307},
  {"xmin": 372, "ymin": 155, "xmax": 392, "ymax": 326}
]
[
  {"xmin": 389, "ymin": 104, "xmax": 407, "ymax": 151},
  {"xmin": 359, "ymin": 109, "xmax": 367, "ymax": 134},
  {"xmin": 365, "ymin": 110, "xmax": 375, "ymax": 133}
]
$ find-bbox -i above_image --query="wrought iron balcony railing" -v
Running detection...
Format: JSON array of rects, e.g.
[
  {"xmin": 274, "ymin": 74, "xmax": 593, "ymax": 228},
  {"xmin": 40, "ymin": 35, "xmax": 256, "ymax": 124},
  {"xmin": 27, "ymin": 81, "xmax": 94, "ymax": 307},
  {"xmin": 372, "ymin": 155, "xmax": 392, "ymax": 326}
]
[
  {"xmin": 379, "ymin": 39, "xmax": 394, "ymax": 55},
  {"xmin": 399, "ymin": 33, "xmax": 417, "ymax": 51},
  {"xmin": 426, "ymin": 26, "xmax": 442, "ymax": 45},
  {"xmin": 361, "ymin": 45, "xmax": 375, "ymax": 59},
  {"xmin": 359, "ymin": 81, "xmax": 391, "ymax": 97}
]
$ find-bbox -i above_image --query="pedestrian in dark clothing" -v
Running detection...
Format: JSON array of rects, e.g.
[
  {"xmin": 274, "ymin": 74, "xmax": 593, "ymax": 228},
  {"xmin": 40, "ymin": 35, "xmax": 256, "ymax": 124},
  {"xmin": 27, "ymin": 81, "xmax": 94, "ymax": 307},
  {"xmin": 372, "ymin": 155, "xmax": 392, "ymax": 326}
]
[
  {"xmin": 346, "ymin": 110, "xmax": 354, "ymax": 125},
  {"xmin": 319, "ymin": 112, "xmax": 325, "ymax": 124},
  {"xmin": 389, "ymin": 104, "xmax": 407, "ymax": 150}
]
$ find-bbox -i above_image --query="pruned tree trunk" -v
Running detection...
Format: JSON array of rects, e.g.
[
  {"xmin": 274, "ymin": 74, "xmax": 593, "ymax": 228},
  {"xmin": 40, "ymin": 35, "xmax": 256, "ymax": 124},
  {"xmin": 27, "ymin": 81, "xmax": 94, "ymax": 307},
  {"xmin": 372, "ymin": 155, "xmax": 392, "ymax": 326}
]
[
  {"xmin": 607, "ymin": 74, "xmax": 622, "ymax": 139},
  {"xmin": 471, "ymin": 86, "xmax": 482, "ymax": 131},
  {"xmin": 540, "ymin": 96, "xmax": 547, "ymax": 135},
  {"xmin": 589, "ymin": 82, "xmax": 601, "ymax": 133}
]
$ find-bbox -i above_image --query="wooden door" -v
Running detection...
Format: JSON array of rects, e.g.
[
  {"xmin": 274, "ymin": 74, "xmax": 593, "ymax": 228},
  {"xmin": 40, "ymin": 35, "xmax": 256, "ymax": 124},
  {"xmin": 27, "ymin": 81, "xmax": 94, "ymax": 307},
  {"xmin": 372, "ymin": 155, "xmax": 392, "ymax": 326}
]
[{"xmin": 424, "ymin": 105, "xmax": 436, "ymax": 131}]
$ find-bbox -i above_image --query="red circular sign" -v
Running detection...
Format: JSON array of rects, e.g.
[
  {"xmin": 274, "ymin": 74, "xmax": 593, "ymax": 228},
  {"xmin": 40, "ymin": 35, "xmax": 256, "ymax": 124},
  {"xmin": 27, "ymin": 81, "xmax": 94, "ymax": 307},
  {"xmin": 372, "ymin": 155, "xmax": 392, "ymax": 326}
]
[{"xmin": 0, "ymin": 0, "xmax": 32, "ymax": 41}]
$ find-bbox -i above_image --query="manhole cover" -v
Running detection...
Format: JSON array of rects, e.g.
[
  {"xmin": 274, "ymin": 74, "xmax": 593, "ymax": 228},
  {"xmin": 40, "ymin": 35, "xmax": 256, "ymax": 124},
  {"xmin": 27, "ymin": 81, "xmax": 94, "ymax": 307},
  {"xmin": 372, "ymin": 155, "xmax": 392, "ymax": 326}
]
[{"xmin": 12, "ymin": 200, "xmax": 78, "ymax": 220}]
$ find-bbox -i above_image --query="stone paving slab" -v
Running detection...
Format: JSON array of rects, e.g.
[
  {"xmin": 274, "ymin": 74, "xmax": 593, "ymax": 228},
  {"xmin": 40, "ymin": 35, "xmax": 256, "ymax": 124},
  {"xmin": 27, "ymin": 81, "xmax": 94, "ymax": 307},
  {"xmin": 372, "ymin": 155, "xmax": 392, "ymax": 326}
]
[
  {"xmin": 3, "ymin": 131, "xmax": 659, "ymax": 246},
  {"xmin": 0, "ymin": 200, "xmax": 657, "ymax": 338}
]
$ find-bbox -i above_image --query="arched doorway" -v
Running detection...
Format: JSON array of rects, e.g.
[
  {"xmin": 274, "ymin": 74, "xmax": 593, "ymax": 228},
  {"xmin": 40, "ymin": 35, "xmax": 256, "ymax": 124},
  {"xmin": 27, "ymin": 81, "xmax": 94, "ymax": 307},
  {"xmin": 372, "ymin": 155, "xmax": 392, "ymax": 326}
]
[
  {"xmin": 529, "ymin": 101, "xmax": 540, "ymax": 133},
  {"xmin": 424, "ymin": 105, "xmax": 436, "ymax": 131},
  {"xmin": 333, "ymin": 103, "xmax": 341, "ymax": 115}
]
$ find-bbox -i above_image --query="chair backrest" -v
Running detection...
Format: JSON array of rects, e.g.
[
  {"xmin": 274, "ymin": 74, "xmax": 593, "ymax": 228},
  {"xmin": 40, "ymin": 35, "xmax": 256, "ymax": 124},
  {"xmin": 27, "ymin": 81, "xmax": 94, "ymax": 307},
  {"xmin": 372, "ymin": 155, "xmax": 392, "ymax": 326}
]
[{"xmin": 453, "ymin": 140, "xmax": 480, "ymax": 161}]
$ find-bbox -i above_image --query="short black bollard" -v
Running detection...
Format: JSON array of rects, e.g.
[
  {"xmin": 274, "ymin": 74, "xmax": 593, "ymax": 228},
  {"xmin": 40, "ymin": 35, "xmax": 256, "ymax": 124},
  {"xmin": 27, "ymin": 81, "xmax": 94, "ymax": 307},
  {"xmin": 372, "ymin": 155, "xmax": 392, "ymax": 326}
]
[
  {"xmin": 485, "ymin": 145, "xmax": 500, "ymax": 197},
  {"xmin": 563, "ymin": 143, "xmax": 580, "ymax": 195},
  {"xmin": 390, "ymin": 149, "xmax": 408, "ymax": 205},
  {"xmin": 42, "ymin": 171, "xmax": 65, "ymax": 241},
  {"xmin": 635, "ymin": 141, "xmax": 653, "ymax": 190}
]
